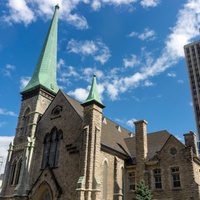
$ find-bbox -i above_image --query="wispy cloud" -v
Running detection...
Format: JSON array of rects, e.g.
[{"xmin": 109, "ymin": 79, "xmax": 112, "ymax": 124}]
[
  {"xmin": 123, "ymin": 54, "xmax": 140, "ymax": 68},
  {"xmin": 2, "ymin": 0, "xmax": 157, "ymax": 29},
  {"xmin": 3, "ymin": 0, "xmax": 34, "ymax": 26},
  {"xmin": 126, "ymin": 118, "xmax": 137, "ymax": 128},
  {"xmin": 0, "ymin": 108, "xmax": 17, "ymax": 117},
  {"xmin": 67, "ymin": 13, "xmax": 89, "ymax": 30},
  {"xmin": 91, "ymin": 0, "xmax": 137, "ymax": 11},
  {"xmin": 167, "ymin": 72, "xmax": 176, "ymax": 77},
  {"xmin": 140, "ymin": 0, "xmax": 160, "ymax": 8},
  {"xmin": 178, "ymin": 79, "xmax": 184, "ymax": 84},
  {"xmin": 0, "ymin": 122, "xmax": 8, "ymax": 128},
  {"xmin": 102, "ymin": 0, "xmax": 200, "ymax": 100},
  {"xmin": 57, "ymin": 58, "xmax": 79, "ymax": 83},
  {"xmin": 128, "ymin": 28, "xmax": 156, "ymax": 41},
  {"xmin": 67, "ymin": 39, "xmax": 111, "ymax": 64},
  {"xmin": 1, "ymin": 64, "xmax": 16, "ymax": 77},
  {"xmin": 20, "ymin": 76, "xmax": 31, "ymax": 90}
]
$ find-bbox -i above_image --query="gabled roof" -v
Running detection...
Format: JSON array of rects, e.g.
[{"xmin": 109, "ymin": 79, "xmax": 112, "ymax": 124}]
[
  {"xmin": 63, "ymin": 93, "xmax": 172, "ymax": 160},
  {"xmin": 64, "ymin": 93, "xmax": 131, "ymax": 155},
  {"xmin": 124, "ymin": 130, "xmax": 171, "ymax": 159}
]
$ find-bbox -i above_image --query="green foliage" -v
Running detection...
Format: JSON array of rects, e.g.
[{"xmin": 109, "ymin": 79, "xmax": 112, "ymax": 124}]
[{"xmin": 135, "ymin": 179, "xmax": 152, "ymax": 200}]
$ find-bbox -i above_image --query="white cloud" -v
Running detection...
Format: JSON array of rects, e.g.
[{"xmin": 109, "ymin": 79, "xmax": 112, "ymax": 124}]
[
  {"xmin": 126, "ymin": 118, "xmax": 137, "ymax": 128},
  {"xmin": 2, "ymin": 0, "xmax": 140, "ymax": 28},
  {"xmin": 91, "ymin": 0, "xmax": 137, "ymax": 10},
  {"xmin": 68, "ymin": 88, "xmax": 89, "ymax": 102},
  {"xmin": 178, "ymin": 79, "xmax": 184, "ymax": 84},
  {"xmin": 140, "ymin": 0, "xmax": 160, "ymax": 8},
  {"xmin": 20, "ymin": 76, "xmax": 31, "ymax": 90},
  {"xmin": 57, "ymin": 58, "xmax": 65, "ymax": 70},
  {"xmin": 128, "ymin": 31, "xmax": 138, "ymax": 37},
  {"xmin": 167, "ymin": 72, "xmax": 176, "ymax": 77},
  {"xmin": 67, "ymin": 13, "xmax": 89, "ymax": 30},
  {"xmin": 143, "ymin": 80, "xmax": 153, "ymax": 86},
  {"xmin": 3, "ymin": 0, "xmax": 34, "ymax": 25},
  {"xmin": 0, "ymin": 108, "xmax": 17, "ymax": 117},
  {"xmin": 104, "ymin": 0, "xmax": 200, "ymax": 99},
  {"xmin": 0, "ymin": 136, "xmax": 14, "ymax": 174},
  {"xmin": 128, "ymin": 28, "xmax": 156, "ymax": 41},
  {"xmin": 165, "ymin": 0, "xmax": 200, "ymax": 58},
  {"xmin": 67, "ymin": 39, "xmax": 111, "ymax": 64},
  {"xmin": 1, "ymin": 64, "xmax": 16, "ymax": 77},
  {"xmin": 138, "ymin": 28, "xmax": 156, "ymax": 41},
  {"xmin": 123, "ymin": 54, "xmax": 140, "ymax": 68},
  {"xmin": 107, "ymin": 83, "xmax": 119, "ymax": 100},
  {"xmin": 6, "ymin": 64, "xmax": 15, "ymax": 70},
  {"xmin": 0, "ymin": 122, "xmax": 8, "ymax": 128}
]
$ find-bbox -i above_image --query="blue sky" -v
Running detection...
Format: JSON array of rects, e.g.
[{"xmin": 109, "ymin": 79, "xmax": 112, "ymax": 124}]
[{"xmin": 1, "ymin": 0, "xmax": 200, "ymax": 173}]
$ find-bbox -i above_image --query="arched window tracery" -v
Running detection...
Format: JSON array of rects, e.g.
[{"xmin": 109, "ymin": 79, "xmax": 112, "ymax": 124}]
[
  {"xmin": 103, "ymin": 160, "xmax": 108, "ymax": 200},
  {"xmin": 10, "ymin": 157, "xmax": 22, "ymax": 185},
  {"xmin": 22, "ymin": 108, "xmax": 30, "ymax": 135},
  {"xmin": 41, "ymin": 127, "xmax": 63, "ymax": 169}
]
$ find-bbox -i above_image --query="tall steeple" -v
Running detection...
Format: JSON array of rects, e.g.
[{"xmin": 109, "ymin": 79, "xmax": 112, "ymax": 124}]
[
  {"xmin": 82, "ymin": 75, "xmax": 105, "ymax": 108},
  {"xmin": 21, "ymin": 5, "xmax": 59, "ymax": 95},
  {"xmin": 0, "ymin": 6, "xmax": 60, "ymax": 198}
]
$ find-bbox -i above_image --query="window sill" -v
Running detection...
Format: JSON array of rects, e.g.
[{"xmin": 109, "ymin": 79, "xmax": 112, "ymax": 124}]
[
  {"xmin": 172, "ymin": 187, "xmax": 182, "ymax": 190},
  {"xmin": 154, "ymin": 188, "xmax": 163, "ymax": 191},
  {"xmin": 128, "ymin": 190, "xmax": 135, "ymax": 193}
]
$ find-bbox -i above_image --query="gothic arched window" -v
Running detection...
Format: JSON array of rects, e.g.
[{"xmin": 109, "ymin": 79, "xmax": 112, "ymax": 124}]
[
  {"xmin": 22, "ymin": 108, "xmax": 30, "ymax": 135},
  {"xmin": 10, "ymin": 158, "xmax": 22, "ymax": 185},
  {"xmin": 41, "ymin": 127, "xmax": 63, "ymax": 169},
  {"xmin": 121, "ymin": 167, "xmax": 124, "ymax": 200},
  {"xmin": 103, "ymin": 160, "xmax": 108, "ymax": 200},
  {"xmin": 10, "ymin": 160, "xmax": 17, "ymax": 185},
  {"xmin": 55, "ymin": 130, "xmax": 63, "ymax": 167},
  {"xmin": 15, "ymin": 158, "xmax": 22, "ymax": 185},
  {"xmin": 49, "ymin": 128, "xmax": 57, "ymax": 168}
]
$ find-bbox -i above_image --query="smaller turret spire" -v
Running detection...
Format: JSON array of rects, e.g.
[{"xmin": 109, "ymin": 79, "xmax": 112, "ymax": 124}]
[{"xmin": 82, "ymin": 75, "xmax": 105, "ymax": 108}]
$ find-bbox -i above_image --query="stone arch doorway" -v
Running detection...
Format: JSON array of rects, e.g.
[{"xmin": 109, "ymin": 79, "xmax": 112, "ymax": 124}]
[{"xmin": 32, "ymin": 181, "xmax": 53, "ymax": 200}]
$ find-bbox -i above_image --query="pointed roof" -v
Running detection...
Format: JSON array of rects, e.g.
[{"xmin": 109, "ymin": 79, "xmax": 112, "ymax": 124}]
[
  {"xmin": 21, "ymin": 5, "xmax": 59, "ymax": 95},
  {"xmin": 82, "ymin": 75, "xmax": 105, "ymax": 108}
]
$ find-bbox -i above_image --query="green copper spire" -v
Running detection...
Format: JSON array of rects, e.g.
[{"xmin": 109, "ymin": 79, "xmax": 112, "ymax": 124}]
[
  {"xmin": 21, "ymin": 5, "xmax": 59, "ymax": 95},
  {"xmin": 82, "ymin": 75, "xmax": 105, "ymax": 108}
]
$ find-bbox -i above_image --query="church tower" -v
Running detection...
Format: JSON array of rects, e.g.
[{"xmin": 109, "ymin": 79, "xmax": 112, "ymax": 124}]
[
  {"xmin": 77, "ymin": 75, "xmax": 105, "ymax": 200},
  {"xmin": 0, "ymin": 5, "xmax": 59, "ymax": 199}
]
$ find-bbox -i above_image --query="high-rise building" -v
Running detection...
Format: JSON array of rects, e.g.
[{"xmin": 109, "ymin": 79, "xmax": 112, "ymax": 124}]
[{"xmin": 184, "ymin": 41, "xmax": 200, "ymax": 139}]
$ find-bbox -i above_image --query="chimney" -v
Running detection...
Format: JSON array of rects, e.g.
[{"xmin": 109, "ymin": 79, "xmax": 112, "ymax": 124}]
[
  {"xmin": 134, "ymin": 120, "xmax": 148, "ymax": 161},
  {"xmin": 184, "ymin": 131, "xmax": 198, "ymax": 155},
  {"xmin": 134, "ymin": 120, "xmax": 148, "ymax": 183}
]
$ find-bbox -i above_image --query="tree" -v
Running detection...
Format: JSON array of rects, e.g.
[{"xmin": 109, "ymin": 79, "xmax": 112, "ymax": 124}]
[{"xmin": 135, "ymin": 179, "xmax": 152, "ymax": 200}]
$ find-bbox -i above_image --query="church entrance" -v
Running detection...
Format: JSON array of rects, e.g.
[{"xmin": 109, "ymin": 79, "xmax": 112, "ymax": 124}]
[{"xmin": 32, "ymin": 182, "xmax": 53, "ymax": 200}]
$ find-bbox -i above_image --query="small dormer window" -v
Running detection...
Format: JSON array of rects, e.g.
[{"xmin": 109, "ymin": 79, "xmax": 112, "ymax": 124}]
[
  {"xmin": 103, "ymin": 117, "xmax": 107, "ymax": 124},
  {"xmin": 117, "ymin": 125, "xmax": 121, "ymax": 132}
]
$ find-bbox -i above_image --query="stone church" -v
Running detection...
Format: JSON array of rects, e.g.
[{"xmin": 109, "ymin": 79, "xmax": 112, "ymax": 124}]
[{"xmin": 1, "ymin": 5, "xmax": 200, "ymax": 200}]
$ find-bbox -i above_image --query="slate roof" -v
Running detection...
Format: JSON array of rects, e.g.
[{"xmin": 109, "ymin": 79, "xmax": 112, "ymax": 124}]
[
  {"xmin": 124, "ymin": 130, "xmax": 171, "ymax": 159},
  {"xmin": 64, "ymin": 93, "xmax": 171, "ymax": 160}
]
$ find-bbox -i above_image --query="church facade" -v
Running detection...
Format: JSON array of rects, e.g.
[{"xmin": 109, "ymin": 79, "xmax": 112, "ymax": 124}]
[{"xmin": 1, "ymin": 6, "xmax": 200, "ymax": 200}]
